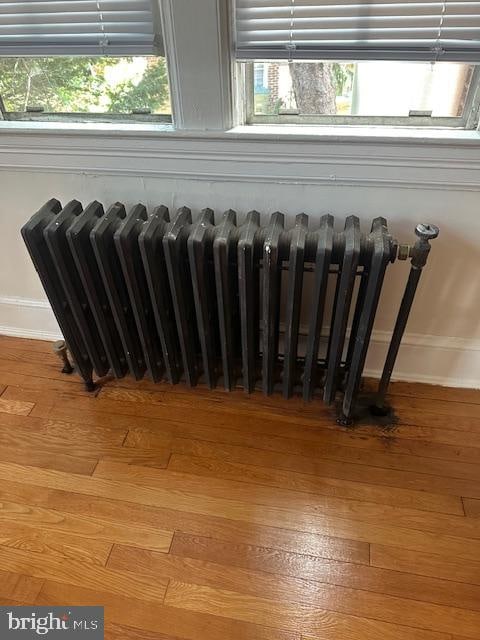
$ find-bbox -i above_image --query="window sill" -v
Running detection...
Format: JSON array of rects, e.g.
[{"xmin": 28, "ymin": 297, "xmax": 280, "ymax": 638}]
[
  {"xmin": 0, "ymin": 120, "xmax": 176, "ymax": 135},
  {"xmin": 228, "ymin": 124, "xmax": 480, "ymax": 146},
  {"xmin": 0, "ymin": 120, "xmax": 479, "ymax": 147}
]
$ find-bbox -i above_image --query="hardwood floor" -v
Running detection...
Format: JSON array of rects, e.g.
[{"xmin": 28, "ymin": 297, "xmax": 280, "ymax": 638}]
[{"xmin": 0, "ymin": 334, "xmax": 479, "ymax": 640}]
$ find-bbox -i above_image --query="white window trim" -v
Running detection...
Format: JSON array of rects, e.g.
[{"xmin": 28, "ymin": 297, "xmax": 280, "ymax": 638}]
[
  {"xmin": 159, "ymin": 0, "xmax": 233, "ymax": 130},
  {"xmin": 1, "ymin": 118, "xmax": 479, "ymax": 145},
  {"xmin": 0, "ymin": 0, "xmax": 479, "ymax": 143}
]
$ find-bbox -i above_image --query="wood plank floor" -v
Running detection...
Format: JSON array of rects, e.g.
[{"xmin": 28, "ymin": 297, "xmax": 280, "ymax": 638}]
[{"xmin": 0, "ymin": 335, "xmax": 480, "ymax": 640}]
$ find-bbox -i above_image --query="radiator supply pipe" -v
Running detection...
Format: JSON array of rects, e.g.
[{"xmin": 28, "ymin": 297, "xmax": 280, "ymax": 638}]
[{"xmin": 371, "ymin": 223, "xmax": 439, "ymax": 415}]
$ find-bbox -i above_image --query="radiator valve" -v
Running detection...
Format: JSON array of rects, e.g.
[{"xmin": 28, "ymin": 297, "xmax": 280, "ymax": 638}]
[
  {"xmin": 411, "ymin": 223, "xmax": 440, "ymax": 268},
  {"xmin": 397, "ymin": 224, "xmax": 439, "ymax": 261},
  {"xmin": 416, "ymin": 223, "xmax": 440, "ymax": 241}
]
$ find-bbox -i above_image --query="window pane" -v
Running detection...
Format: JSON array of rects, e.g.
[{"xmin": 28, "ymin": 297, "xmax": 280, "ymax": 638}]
[
  {"xmin": 0, "ymin": 56, "xmax": 171, "ymax": 115},
  {"xmin": 253, "ymin": 61, "xmax": 474, "ymax": 118}
]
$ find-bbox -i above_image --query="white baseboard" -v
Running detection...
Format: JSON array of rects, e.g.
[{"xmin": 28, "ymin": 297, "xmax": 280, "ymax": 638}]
[
  {"xmin": 362, "ymin": 345, "xmax": 480, "ymax": 390},
  {"xmin": 362, "ymin": 328, "xmax": 480, "ymax": 388},
  {"xmin": 0, "ymin": 296, "xmax": 62, "ymax": 342},
  {"xmin": 1, "ymin": 295, "xmax": 479, "ymax": 389}
]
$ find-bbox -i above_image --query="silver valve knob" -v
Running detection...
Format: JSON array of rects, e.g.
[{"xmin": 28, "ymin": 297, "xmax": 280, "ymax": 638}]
[{"xmin": 415, "ymin": 223, "xmax": 439, "ymax": 241}]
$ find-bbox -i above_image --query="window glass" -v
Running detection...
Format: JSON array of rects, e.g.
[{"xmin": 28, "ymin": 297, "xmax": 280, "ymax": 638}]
[
  {"xmin": 252, "ymin": 61, "xmax": 475, "ymax": 120},
  {"xmin": 0, "ymin": 56, "xmax": 171, "ymax": 119}
]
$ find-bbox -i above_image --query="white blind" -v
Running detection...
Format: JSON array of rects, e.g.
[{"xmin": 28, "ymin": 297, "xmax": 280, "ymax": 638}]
[
  {"xmin": 0, "ymin": 0, "xmax": 163, "ymax": 56},
  {"xmin": 235, "ymin": 0, "xmax": 480, "ymax": 62}
]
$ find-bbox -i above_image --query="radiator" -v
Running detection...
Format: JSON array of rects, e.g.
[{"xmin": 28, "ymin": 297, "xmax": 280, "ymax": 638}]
[{"xmin": 21, "ymin": 199, "xmax": 438, "ymax": 424}]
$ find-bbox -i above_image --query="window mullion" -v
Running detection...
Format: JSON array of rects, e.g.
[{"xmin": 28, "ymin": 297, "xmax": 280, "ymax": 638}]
[
  {"xmin": 159, "ymin": 0, "xmax": 234, "ymax": 131},
  {"xmin": 464, "ymin": 68, "xmax": 480, "ymax": 131},
  {"xmin": 244, "ymin": 63, "xmax": 255, "ymax": 124}
]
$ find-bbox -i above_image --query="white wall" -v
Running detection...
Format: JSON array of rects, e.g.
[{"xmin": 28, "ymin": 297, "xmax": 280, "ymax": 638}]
[{"xmin": 0, "ymin": 126, "xmax": 479, "ymax": 388}]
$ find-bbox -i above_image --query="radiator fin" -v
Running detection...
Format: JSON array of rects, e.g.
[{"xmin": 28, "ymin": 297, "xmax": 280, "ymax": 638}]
[
  {"xmin": 91, "ymin": 203, "xmax": 146, "ymax": 380},
  {"xmin": 188, "ymin": 208, "xmax": 218, "ymax": 389},
  {"xmin": 324, "ymin": 215, "xmax": 361, "ymax": 405},
  {"xmin": 67, "ymin": 201, "xmax": 127, "ymax": 379},
  {"xmin": 44, "ymin": 200, "xmax": 109, "ymax": 377},
  {"xmin": 283, "ymin": 213, "xmax": 308, "ymax": 399},
  {"xmin": 139, "ymin": 205, "xmax": 181, "ymax": 385},
  {"xmin": 115, "ymin": 204, "xmax": 164, "ymax": 383},
  {"xmin": 22, "ymin": 199, "xmax": 94, "ymax": 384},
  {"xmin": 163, "ymin": 207, "xmax": 198, "ymax": 387},
  {"xmin": 303, "ymin": 214, "xmax": 334, "ymax": 402},
  {"xmin": 214, "ymin": 209, "xmax": 239, "ymax": 391},
  {"xmin": 342, "ymin": 217, "xmax": 391, "ymax": 417},
  {"xmin": 238, "ymin": 210, "xmax": 261, "ymax": 394},
  {"xmin": 262, "ymin": 212, "xmax": 285, "ymax": 396}
]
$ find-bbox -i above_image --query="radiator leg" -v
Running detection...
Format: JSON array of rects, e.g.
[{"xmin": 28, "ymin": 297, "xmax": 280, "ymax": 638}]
[
  {"xmin": 337, "ymin": 413, "xmax": 354, "ymax": 427},
  {"xmin": 84, "ymin": 378, "xmax": 96, "ymax": 393},
  {"xmin": 371, "ymin": 224, "xmax": 439, "ymax": 416},
  {"xmin": 53, "ymin": 340, "xmax": 74, "ymax": 374},
  {"xmin": 53, "ymin": 340, "xmax": 96, "ymax": 391}
]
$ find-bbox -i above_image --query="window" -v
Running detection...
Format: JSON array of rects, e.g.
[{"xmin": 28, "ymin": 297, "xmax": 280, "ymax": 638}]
[
  {"xmin": 236, "ymin": 1, "xmax": 480, "ymax": 128},
  {"xmin": 246, "ymin": 60, "xmax": 479, "ymax": 127},
  {"xmin": 0, "ymin": 1, "xmax": 171, "ymax": 124},
  {"xmin": 0, "ymin": 56, "xmax": 171, "ymax": 122}
]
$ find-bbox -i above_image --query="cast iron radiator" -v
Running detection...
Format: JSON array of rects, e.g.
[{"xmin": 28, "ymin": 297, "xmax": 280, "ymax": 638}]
[{"xmin": 21, "ymin": 199, "xmax": 438, "ymax": 423}]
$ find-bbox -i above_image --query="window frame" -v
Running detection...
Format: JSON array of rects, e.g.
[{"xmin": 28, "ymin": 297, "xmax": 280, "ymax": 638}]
[
  {"xmin": 0, "ymin": 0, "xmax": 170, "ymax": 125},
  {"xmin": 244, "ymin": 62, "xmax": 480, "ymax": 130},
  {"xmin": 0, "ymin": 0, "xmax": 235, "ymax": 132}
]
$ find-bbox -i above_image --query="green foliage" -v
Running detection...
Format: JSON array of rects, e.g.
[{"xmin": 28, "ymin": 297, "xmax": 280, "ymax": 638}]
[
  {"xmin": 0, "ymin": 57, "xmax": 106, "ymax": 111},
  {"xmin": 0, "ymin": 56, "xmax": 169, "ymax": 114},
  {"xmin": 106, "ymin": 58, "xmax": 169, "ymax": 113},
  {"xmin": 331, "ymin": 62, "xmax": 355, "ymax": 97},
  {"xmin": 254, "ymin": 92, "xmax": 284, "ymax": 116},
  {"xmin": 271, "ymin": 97, "xmax": 284, "ymax": 115}
]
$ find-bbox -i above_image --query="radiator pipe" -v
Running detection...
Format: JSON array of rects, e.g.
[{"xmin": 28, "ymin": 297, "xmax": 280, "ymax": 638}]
[{"xmin": 371, "ymin": 223, "xmax": 439, "ymax": 416}]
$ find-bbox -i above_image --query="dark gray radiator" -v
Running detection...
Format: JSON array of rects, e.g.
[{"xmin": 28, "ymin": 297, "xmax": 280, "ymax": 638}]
[{"xmin": 21, "ymin": 199, "xmax": 438, "ymax": 423}]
